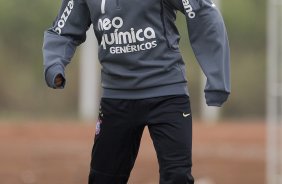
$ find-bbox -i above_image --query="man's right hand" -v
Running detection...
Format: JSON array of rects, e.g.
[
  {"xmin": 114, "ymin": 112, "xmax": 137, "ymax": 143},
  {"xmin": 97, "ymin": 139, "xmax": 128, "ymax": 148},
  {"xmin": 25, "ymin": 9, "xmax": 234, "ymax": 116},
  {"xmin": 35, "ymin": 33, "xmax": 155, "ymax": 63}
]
[{"xmin": 54, "ymin": 74, "xmax": 65, "ymax": 88}]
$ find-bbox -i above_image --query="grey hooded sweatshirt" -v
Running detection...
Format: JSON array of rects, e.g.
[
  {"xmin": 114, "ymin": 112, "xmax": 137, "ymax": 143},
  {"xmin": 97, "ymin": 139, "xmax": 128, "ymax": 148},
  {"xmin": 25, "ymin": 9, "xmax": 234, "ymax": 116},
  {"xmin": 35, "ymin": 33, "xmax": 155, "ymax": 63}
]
[{"xmin": 43, "ymin": 0, "xmax": 230, "ymax": 106}]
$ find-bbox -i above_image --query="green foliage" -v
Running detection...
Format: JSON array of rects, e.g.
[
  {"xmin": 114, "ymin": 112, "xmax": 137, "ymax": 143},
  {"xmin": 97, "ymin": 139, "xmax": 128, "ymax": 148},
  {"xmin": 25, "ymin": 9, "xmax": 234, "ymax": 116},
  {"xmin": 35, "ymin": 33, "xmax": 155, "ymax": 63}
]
[
  {"xmin": 0, "ymin": 1, "xmax": 78, "ymax": 118},
  {"xmin": 0, "ymin": 0, "xmax": 266, "ymax": 119}
]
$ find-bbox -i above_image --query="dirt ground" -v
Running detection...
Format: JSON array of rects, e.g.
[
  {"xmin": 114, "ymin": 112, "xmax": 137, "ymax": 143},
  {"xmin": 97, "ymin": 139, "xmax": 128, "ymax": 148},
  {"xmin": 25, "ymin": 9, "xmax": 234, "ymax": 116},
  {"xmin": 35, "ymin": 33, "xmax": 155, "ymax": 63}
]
[{"xmin": 0, "ymin": 120, "xmax": 265, "ymax": 184}]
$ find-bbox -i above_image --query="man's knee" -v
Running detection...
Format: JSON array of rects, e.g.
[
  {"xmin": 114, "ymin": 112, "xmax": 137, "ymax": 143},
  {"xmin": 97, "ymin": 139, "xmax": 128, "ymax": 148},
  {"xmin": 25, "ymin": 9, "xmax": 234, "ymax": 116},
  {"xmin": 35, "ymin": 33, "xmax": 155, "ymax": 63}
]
[
  {"xmin": 160, "ymin": 170, "xmax": 194, "ymax": 184},
  {"xmin": 88, "ymin": 169, "xmax": 129, "ymax": 184},
  {"xmin": 158, "ymin": 151, "xmax": 194, "ymax": 184}
]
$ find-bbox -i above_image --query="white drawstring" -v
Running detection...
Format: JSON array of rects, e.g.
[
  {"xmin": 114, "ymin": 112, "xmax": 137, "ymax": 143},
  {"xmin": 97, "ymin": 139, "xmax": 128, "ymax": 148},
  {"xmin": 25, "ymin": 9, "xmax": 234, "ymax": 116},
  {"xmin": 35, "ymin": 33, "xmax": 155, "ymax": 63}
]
[{"xmin": 101, "ymin": 0, "xmax": 106, "ymax": 14}]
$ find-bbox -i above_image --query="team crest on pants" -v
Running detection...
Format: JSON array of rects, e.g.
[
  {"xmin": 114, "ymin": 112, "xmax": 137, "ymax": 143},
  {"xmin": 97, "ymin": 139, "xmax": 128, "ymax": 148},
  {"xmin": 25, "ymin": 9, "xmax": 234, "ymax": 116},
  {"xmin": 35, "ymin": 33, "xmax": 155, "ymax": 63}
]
[{"xmin": 95, "ymin": 119, "xmax": 102, "ymax": 135}]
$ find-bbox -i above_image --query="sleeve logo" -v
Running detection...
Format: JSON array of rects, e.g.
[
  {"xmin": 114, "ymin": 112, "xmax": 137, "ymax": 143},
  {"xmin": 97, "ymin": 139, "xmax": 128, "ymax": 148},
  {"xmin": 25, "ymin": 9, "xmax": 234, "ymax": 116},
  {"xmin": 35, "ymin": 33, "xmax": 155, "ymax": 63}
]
[
  {"xmin": 182, "ymin": 0, "xmax": 196, "ymax": 19},
  {"xmin": 54, "ymin": 0, "xmax": 74, "ymax": 34}
]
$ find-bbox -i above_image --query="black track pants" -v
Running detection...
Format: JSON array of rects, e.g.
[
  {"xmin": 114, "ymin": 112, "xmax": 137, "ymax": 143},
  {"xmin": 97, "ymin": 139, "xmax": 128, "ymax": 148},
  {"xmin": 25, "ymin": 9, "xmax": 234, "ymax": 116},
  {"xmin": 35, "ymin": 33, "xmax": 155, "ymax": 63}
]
[{"xmin": 88, "ymin": 95, "xmax": 194, "ymax": 184}]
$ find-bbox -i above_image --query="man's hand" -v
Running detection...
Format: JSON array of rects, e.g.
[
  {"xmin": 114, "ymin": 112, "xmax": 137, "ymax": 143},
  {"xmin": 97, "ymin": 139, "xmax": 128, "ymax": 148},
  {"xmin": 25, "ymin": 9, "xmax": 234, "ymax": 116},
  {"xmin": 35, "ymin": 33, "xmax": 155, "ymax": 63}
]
[{"xmin": 54, "ymin": 74, "xmax": 65, "ymax": 88}]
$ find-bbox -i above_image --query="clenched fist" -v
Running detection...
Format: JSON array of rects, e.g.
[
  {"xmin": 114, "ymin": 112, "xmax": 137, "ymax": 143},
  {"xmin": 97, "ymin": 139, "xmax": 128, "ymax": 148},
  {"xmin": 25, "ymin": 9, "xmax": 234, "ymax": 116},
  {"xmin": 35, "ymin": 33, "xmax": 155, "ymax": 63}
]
[{"xmin": 54, "ymin": 74, "xmax": 65, "ymax": 88}]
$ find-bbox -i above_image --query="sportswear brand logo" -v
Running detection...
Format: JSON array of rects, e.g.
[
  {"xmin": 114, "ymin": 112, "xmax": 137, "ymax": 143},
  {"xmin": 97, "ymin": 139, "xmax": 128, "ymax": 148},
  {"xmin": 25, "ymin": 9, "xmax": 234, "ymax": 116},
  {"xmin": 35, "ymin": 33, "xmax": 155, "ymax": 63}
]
[
  {"xmin": 55, "ymin": 0, "xmax": 74, "ymax": 34},
  {"xmin": 183, "ymin": 113, "xmax": 191, "ymax": 117},
  {"xmin": 98, "ymin": 16, "xmax": 158, "ymax": 54},
  {"xmin": 182, "ymin": 0, "xmax": 196, "ymax": 19}
]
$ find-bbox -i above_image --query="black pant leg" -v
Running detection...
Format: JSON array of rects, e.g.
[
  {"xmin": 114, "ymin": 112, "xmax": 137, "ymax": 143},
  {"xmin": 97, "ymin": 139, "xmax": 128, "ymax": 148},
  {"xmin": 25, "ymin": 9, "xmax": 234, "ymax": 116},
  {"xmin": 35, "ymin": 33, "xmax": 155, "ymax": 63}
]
[
  {"xmin": 88, "ymin": 98, "xmax": 145, "ymax": 184},
  {"xmin": 147, "ymin": 95, "xmax": 194, "ymax": 184}
]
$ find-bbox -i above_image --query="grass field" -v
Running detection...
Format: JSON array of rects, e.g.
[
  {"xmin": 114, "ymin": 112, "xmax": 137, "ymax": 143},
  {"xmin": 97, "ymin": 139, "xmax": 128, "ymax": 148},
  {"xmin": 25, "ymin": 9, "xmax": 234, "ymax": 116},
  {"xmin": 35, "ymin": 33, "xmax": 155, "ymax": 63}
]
[{"xmin": 0, "ymin": 120, "xmax": 265, "ymax": 184}]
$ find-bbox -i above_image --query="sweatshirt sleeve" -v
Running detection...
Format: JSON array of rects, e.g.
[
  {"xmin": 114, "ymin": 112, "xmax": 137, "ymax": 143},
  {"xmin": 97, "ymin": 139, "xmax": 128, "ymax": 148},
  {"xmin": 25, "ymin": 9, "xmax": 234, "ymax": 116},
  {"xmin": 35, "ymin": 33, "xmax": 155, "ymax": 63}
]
[
  {"xmin": 43, "ymin": 0, "xmax": 91, "ymax": 89},
  {"xmin": 169, "ymin": 0, "xmax": 230, "ymax": 107}
]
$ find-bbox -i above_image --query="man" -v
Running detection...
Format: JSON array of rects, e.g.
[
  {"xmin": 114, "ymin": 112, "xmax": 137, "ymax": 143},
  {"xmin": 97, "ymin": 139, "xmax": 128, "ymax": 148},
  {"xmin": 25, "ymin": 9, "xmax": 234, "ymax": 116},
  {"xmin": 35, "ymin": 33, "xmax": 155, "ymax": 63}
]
[{"xmin": 43, "ymin": 0, "xmax": 230, "ymax": 183}]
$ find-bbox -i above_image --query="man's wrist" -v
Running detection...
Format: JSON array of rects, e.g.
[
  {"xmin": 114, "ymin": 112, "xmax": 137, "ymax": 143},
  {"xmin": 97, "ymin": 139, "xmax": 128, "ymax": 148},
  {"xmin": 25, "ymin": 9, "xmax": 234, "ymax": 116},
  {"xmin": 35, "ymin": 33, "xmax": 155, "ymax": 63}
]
[
  {"xmin": 54, "ymin": 73, "xmax": 66, "ymax": 88},
  {"xmin": 205, "ymin": 91, "xmax": 230, "ymax": 107},
  {"xmin": 45, "ymin": 64, "xmax": 65, "ymax": 89}
]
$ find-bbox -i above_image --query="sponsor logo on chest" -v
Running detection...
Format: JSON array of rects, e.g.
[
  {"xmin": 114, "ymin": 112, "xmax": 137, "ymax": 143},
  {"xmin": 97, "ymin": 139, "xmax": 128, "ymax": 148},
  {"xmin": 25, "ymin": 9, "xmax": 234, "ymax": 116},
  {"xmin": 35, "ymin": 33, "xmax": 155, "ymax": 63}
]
[{"xmin": 98, "ymin": 16, "xmax": 158, "ymax": 54}]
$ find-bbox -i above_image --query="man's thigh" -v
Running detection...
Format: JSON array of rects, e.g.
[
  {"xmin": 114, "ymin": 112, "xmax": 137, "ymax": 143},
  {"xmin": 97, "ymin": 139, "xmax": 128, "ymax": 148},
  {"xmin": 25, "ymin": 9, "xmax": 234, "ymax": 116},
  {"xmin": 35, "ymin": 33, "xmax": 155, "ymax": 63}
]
[{"xmin": 89, "ymin": 98, "xmax": 145, "ymax": 183}]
